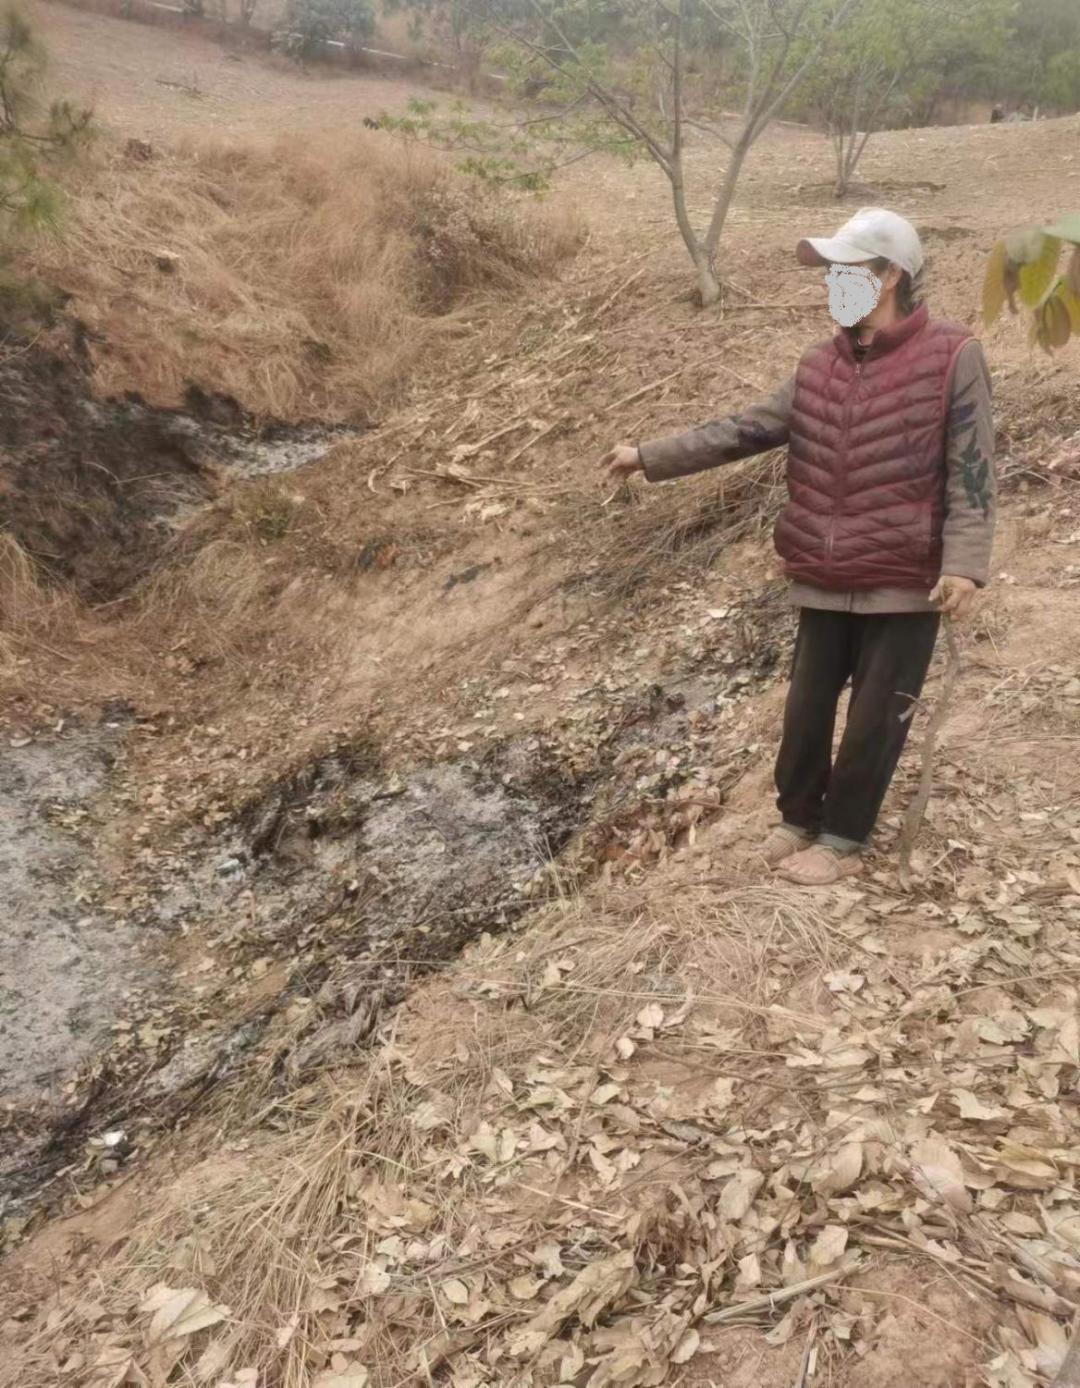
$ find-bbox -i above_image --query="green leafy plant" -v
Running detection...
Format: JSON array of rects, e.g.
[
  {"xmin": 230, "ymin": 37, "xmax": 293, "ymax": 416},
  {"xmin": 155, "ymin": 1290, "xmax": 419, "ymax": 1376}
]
[
  {"xmin": 381, "ymin": 0, "xmax": 860, "ymax": 306},
  {"xmin": 381, "ymin": 0, "xmax": 533, "ymax": 83},
  {"xmin": 1002, "ymin": 0, "xmax": 1080, "ymax": 114},
  {"xmin": 1043, "ymin": 48, "xmax": 1080, "ymax": 111},
  {"xmin": 274, "ymin": 0, "xmax": 375, "ymax": 62},
  {"xmin": 376, "ymin": 94, "xmax": 611, "ymax": 192},
  {"xmin": 797, "ymin": 0, "xmax": 1011, "ymax": 198},
  {"xmin": 982, "ymin": 215, "xmax": 1080, "ymax": 352}
]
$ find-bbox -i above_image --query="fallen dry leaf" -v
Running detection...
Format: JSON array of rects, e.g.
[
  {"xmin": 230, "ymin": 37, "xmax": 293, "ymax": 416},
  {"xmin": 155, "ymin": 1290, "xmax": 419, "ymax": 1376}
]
[
  {"xmin": 312, "ymin": 1369, "xmax": 369, "ymax": 1388},
  {"xmin": 813, "ymin": 1142, "xmax": 863, "ymax": 1195},
  {"xmin": 440, "ymin": 1278, "xmax": 470, "ymax": 1306},
  {"xmin": 910, "ymin": 1135, "xmax": 973, "ymax": 1213},
  {"xmin": 997, "ymin": 1142, "xmax": 1058, "ymax": 1190},
  {"xmin": 636, "ymin": 1003, "xmax": 664, "ymax": 1032},
  {"xmin": 952, "ymin": 1088, "xmax": 1008, "ymax": 1121},
  {"xmin": 139, "ymin": 1285, "xmax": 228, "ymax": 1345},
  {"xmin": 808, "ymin": 1224, "xmax": 848, "ymax": 1268},
  {"xmin": 717, "ymin": 1168, "xmax": 764, "ymax": 1222},
  {"xmin": 508, "ymin": 1251, "xmax": 636, "ymax": 1358},
  {"xmin": 194, "ymin": 1337, "xmax": 230, "ymax": 1382},
  {"xmin": 1016, "ymin": 1307, "xmax": 1067, "ymax": 1376},
  {"xmin": 219, "ymin": 1371, "xmax": 259, "ymax": 1388},
  {"xmin": 671, "ymin": 1327, "xmax": 700, "ymax": 1365}
]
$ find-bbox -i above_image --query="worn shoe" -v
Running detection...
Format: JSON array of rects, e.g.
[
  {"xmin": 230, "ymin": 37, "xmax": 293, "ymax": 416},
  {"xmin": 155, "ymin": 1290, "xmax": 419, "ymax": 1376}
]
[
  {"xmin": 760, "ymin": 824, "xmax": 814, "ymax": 866},
  {"xmin": 777, "ymin": 843, "xmax": 862, "ymax": 887}
]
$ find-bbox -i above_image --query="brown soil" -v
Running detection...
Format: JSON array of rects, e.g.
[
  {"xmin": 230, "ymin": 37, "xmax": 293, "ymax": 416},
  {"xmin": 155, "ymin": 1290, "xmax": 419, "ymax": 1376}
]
[
  {"xmin": 684, "ymin": 1264, "xmax": 993, "ymax": 1387},
  {"xmin": 29, "ymin": 0, "xmax": 433, "ymax": 143}
]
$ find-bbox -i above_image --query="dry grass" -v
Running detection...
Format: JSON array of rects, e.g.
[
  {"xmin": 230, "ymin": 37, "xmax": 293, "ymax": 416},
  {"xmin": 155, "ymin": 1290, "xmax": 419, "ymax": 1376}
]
[
  {"xmin": 0, "ymin": 131, "xmax": 580, "ymax": 707},
  {"xmin": 1, "ymin": 875, "xmax": 841, "ymax": 1388},
  {"xmin": 127, "ymin": 474, "xmax": 421, "ymax": 673},
  {"xmin": 142, "ymin": 535, "xmax": 276, "ymax": 643},
  {"xmin": 27, "ymin": 133, "xmax": 582, "ymax": 421},
  {"xmin": 582, "ymin": 453, "xmax": 786, "ymax": 602},
  {"xmin": 0, "ymin": 532, "xmax": 77, "ymax": 682}
]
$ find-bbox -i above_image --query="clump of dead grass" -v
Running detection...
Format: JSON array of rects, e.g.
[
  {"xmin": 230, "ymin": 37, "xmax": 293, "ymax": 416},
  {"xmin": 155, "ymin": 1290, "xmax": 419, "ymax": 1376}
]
[
  {"xmin": 28, "ymin": 133, "xmax": 583, "ymax": 421},
  {"xmin": 0, "ymin": 532, "xmax": 75, "ymax": 683},
  {"xmin": 583, "ymin": 452, "xmax": 786, "ymax": 602},
  {"xmin": 146, "ymin": 537, "xmax": 270, "ymax": 642}
]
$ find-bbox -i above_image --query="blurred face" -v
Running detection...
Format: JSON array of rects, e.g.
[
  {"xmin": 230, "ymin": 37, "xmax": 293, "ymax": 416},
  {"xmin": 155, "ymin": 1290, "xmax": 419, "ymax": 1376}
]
[
  {"xmin": 824, "ymin": 259, "xmax": 906, "ymax": 327},
  {"xmin": 826, "ymin": 263, "xmax": 883, "ymax": 327}
]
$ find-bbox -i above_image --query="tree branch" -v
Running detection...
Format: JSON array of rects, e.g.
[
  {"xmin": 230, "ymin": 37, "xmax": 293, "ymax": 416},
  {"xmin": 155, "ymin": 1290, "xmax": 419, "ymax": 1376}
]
[
  {"xmin": 490, "ymin": 93, "xmax": 591, "ymax": 131},
  {"xmin": 696, "ymin": 0, "xmax": 750, "ymax": 43},
  {"xmin": 683, "ymin": 116, "xmax": 736, "ymax": 148},
  {"xmin": 504, "ymin": 9, "xmax": 675, "ymax": 175},
  {"xmin": 745, "ymin": 0, "xmax": 863, "ymax": 146},
  {"xmin": 671, "ymin": 0, "xmax": 684, "ymax": 163},
  {"xmin": 527, "ymin": 1, "xmax": 666, "ymax": 155}
]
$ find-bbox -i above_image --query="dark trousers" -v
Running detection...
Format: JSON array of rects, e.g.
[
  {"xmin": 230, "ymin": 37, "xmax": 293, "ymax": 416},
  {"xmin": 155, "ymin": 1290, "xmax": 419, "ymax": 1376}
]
[{"xmin": 775, "ymin": 609, "xmax": 940, "ymax": 844}]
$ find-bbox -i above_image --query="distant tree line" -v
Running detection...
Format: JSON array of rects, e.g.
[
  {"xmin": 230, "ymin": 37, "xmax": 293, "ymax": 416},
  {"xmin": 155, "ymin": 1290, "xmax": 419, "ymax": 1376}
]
[
  {"xmin": 191, "ymin": 0, "xmax": 1080, "ymax": 136},
  {"xmin": 364, "ymin": 0, "xmax": 1080, "ymax": 304},
  {"xmin": 373, "ymin": 0, "xmax": 1080, "ymax": 118},
  {"xmin": 55, "ymin": 0, "xmax": 1078, "ymax": 311}
]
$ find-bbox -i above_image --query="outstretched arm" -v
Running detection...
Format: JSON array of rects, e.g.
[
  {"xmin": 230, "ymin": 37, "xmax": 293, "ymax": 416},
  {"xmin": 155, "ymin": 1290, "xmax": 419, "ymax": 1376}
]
[
  {"xmin": 637, "ymin": 376, "xmax": 794, "ymax": 482},
  {"xmin": 600, "ymin": 376, "xmax": 794, "ymax": 483}
]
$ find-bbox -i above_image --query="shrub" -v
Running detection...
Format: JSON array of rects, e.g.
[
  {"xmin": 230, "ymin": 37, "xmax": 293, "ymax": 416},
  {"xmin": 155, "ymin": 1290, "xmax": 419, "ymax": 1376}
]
[{"xmin": 274, "ymin": 0, "xmax": 375, "ymax": 62}]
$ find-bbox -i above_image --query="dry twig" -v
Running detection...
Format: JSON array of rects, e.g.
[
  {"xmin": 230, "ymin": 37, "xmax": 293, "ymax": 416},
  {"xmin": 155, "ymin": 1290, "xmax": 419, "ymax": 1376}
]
[
  {"xmin": 793, "ymin": 1319, "xmax": 817, "ymax": 1388},
  {"xmin": 602, "ymin": 348, "xmax": 729, "ymax": 415},
  {"xmin": 702, "ymin": 1260, "xmax": 863, "ymax": 1324}
]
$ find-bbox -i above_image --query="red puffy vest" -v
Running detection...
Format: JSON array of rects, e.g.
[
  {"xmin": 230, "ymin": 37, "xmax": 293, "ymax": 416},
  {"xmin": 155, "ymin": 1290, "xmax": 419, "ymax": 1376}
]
[{"xmin": 775, "ymin": 304, "xmax": 971, "ymax": 591}]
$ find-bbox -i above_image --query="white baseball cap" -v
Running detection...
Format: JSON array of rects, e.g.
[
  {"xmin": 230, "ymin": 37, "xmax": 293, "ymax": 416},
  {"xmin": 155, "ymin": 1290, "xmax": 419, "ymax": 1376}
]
[{"xmin": 797, "ymin": 207, "xmax": 924, "ymax": 277}]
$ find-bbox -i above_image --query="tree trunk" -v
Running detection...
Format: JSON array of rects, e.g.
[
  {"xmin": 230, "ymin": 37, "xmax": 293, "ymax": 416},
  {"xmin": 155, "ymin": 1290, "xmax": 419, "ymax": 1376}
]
[
  {"xmin": 703, "ymin": 136, "xmax": 751, "ymax": 257},
  {"xmin": 669, "ymin": 158, "xmax": 719, "ymax": 306},
  {"xmin": 835, "ymin": 147, "xmax": 854, "ymax": 198},
  {"xmin": 834, "ymin": 140, "xmax": 848, "ymax": 198},
  {"xmin": 697, "ymin": 259, "xmax": 721, "ymax": 306}
]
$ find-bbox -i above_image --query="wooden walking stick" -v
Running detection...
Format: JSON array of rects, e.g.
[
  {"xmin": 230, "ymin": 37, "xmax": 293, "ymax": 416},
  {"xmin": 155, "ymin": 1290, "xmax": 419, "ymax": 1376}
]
[{"xmin": 897, "ymin": 620, "xmax": 962, "ymax": 891}]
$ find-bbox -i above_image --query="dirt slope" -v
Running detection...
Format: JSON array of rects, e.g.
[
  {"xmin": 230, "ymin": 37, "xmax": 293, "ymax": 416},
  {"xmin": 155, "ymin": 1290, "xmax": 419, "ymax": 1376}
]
[
  {"xmin": 3, "ymin": 9, "xmax": 1080, "ymax": 1387},
  {"xmin": 28, "ymin": 0, "xmax": 425, "ymax": 142}
]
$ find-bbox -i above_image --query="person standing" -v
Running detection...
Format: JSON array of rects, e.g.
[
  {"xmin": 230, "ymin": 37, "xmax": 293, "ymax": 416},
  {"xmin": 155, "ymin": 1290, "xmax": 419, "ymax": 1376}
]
[{"xmin": 602, "ymin": 209, "xmax": 995, "ymax": 886}]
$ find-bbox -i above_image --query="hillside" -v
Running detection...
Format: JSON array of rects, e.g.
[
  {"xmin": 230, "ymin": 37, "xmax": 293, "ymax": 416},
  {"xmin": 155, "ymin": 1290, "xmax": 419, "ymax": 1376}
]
[{"xmin": 2, "ymin": 7, "xmax": 1080, "ymax": 1387}]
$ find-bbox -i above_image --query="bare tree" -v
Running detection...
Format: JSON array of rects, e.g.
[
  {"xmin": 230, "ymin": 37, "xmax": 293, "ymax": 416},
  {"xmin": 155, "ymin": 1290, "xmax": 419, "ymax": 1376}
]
[
  {"xmin": 827, "ymin": 64, "xmax": 901, "ymax": 197},
  {"xmin": 499, "ymin": 0, "xmax": 861, "ymax": 305}
]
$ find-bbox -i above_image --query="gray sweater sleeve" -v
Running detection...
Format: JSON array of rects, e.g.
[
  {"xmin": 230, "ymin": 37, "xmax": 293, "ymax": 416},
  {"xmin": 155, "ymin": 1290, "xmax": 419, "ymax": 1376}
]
[
  {"xmin": 941, "ymin": 339, "xmax": 996, "ymax": 586},
  {"xmin": 637, "ymin": 376, "xmax": 795, "ymax": 482}
]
